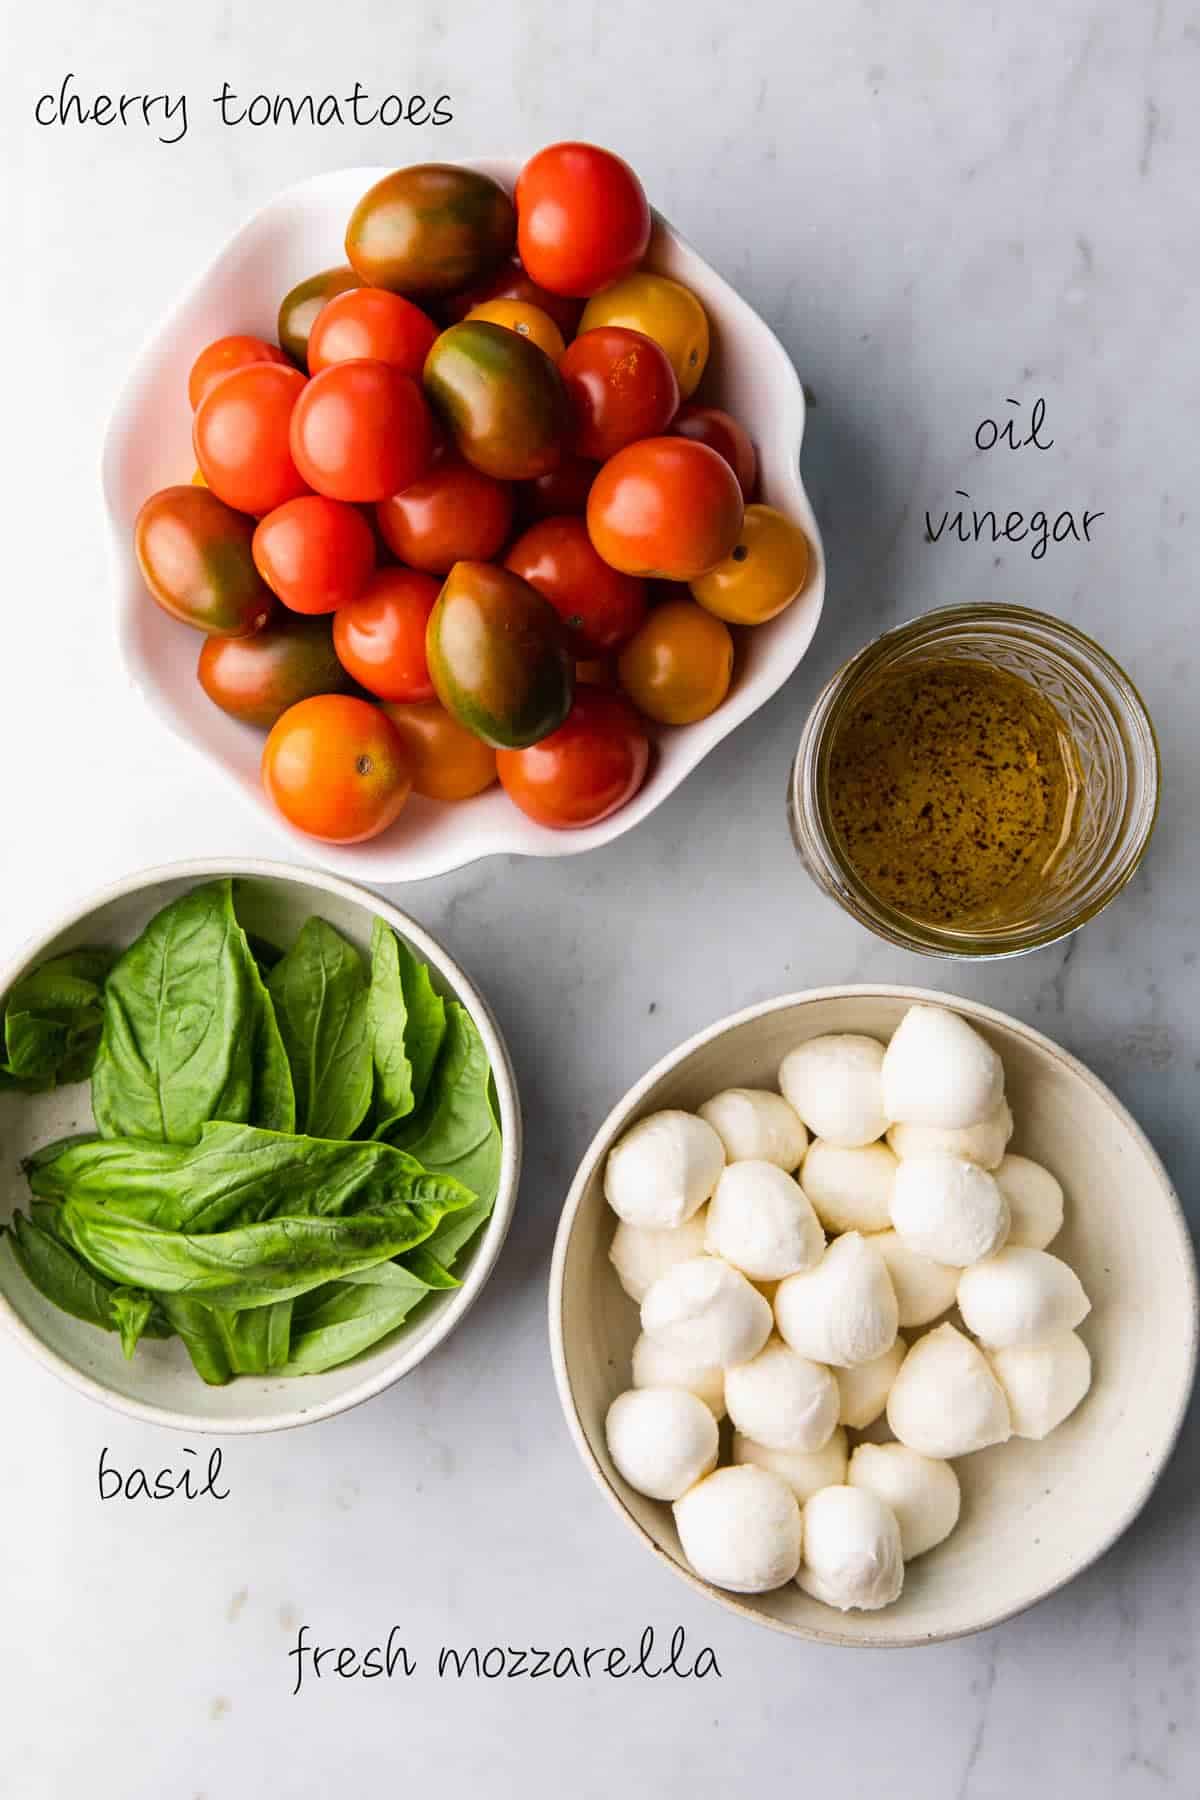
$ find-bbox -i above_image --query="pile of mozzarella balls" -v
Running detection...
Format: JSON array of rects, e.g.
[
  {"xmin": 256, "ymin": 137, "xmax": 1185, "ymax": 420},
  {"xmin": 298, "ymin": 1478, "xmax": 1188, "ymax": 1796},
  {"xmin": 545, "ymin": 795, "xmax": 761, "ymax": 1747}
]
[{"xmin": 602, "ymin": 1004, "xmax": 1092, "ymax": 1611}]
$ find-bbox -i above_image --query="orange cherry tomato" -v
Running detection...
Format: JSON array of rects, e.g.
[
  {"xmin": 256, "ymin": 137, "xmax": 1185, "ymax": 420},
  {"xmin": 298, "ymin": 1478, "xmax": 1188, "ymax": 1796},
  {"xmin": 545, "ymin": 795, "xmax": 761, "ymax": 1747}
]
[
  {"xmin": 559, "ymin": 327, "xmax": 678, "ymax": 462},
  {"xmin": 290, "ymin": 360, "xmax": 433, "ymax": 503},
  {"xmin": 617, "ymin": 597, "xmax": 733, "ymax": 725},
  {"xmin": 671, "ymin": 404, "xmax": 757, "ymax": 499},
  {"xmin": 497, "ymin": 688, "xmax": 650, "ymax": 828},
  {"xmin": 519, "ymin": 455, "xmax": 596, "ymax": 522},
  {"xmin": 586, "ymin": 437, "xmax": 744, "ymax": 580},
  {"xmin": 505, "ymin": 516, "xmax": 646, "ymax": 657},
  {"xmin": 187, "ymin": 335, "xmax": 292, "ymax": 410},
  {"xmin": 465, "ymin": 299, "xmax": 566, "ymax": 361},
  {"xmin": 306, "ymin": 288, "xmax": 439, "ymax": 378},
  {"xmin": 442, "ymin": 258, "xmax": 585, "ymax": 339},
  {"xmin": 193, "ymin": 363, "xmax": 310, "ymax": 516},
  {"xmin": 332, "ymin": 567, "xmax": 440, "ymax": 701},
  {"xmin": 690, "ymin": 504, "xmax": 811, "ymax": 625},
  {"xmin": 516, "ymin": 143, "xmax": 651, "ymax": 298},
  {"xmin": 380, "ymin": 700, "xmax": 498, "ymax": 801},
  {"xmin": 252, "ymin": 496, "xmax": 376, "ymax": 614},
  {"xmin": 375, "ymin": 459, "xmax": 514, "ymax": 574},
  {"xmin": 262, "ymin": 695, "xmax": 412, "ymax": 843}
]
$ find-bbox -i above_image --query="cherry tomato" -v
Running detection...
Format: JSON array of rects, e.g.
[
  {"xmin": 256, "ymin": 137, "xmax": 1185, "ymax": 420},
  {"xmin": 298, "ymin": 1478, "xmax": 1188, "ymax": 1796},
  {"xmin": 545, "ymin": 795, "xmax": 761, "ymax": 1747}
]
[
  {"xmin": 559, "ymin": 327, "xmax": 678, "ymax": 461},
  {"xmin": 346, "ymin": 165, "xmax": 515, "ymax": 297},
  {"xmin": 278, "ymin": 267, "xmax": 360, "ymax": 366},
  {"xmin": 617, "ymin": 597, "xmax": 733, "ymax": 725},
  {"xmin": 375, "ymin": 459, "xmax": 514, "ymax": 574},
  {"xmin": 575, "ymin": 658, "xmax": 616, "ymax": 687},
  {"xmin": 587, "ymin": 437, "xmax": 744, "ymax": 580},
  {"xmin": 497, "ymin": 688, "xmax": 649, "ymax": 828},
  {"xmin": 423, "ymin": 321, "xmax": 569, "ymax": 481},
  {"xmin": 290, "ymin": 360, "xmax": 433, "ymax": 503},
  {"xmin": 671, "ymin": 404, "xmax": 757, "ymax": 499},
  {"xmin": 197, "ymin": 613, "xmax": 354, "ymax": 728},
  {"xmin": 252, "ymin": 495, "xmax": 376, "ymax": 615},
  {"xmin": 307, "ymin": 288, "xmax": 439, "ymax": 378},
  {"xmin": 380, "ymin": 701, "xmax": 498, "ymax": 801},
  {"xmin": 135, "ymin": 486, "xmax": 274, "ymax": 637},
  {"xmin": 515, "ymin": 143, "xmax": 651, "ymax": 298},
  {"xmin": 262, "ymin": 695, "xmax": 412, "ymax": 843},
  {"xmin": 188, "ymin": 335, "xmax": 292, "ymax": 409},
  {"xmin": 580, "ymin": 274, "xmax": 709, "ymax": 399},
  {"xmin": 690, "ymin": 505, "xmax": 811, "ymax": 626},
  {"xmin": 465, "ymin": 299, "xmax": 565, "ymax": 361},
  {"xmin": 505, "ymin": 516, "xmax": 646, "ymax": 657},
  {"xmin": 443, "ymin": 259, "xmax": 584, "ymax": 339},
  {"xmin": 519, "ymin": 455, "xmax": 596, "ymax": 522},
  {"xmin": 332, "ymin": 568, "xmax": 440, "ymax": 701},
  {"xmin": 193, "ymin": 363, "xmax": 310, "ymax": 516}
]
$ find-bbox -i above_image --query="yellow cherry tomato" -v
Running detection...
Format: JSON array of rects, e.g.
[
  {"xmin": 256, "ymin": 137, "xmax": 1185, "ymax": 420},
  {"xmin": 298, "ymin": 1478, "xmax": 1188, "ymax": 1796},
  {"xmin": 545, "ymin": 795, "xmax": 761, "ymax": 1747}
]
[
  {"xmin": 580, "ymin": 274, "xmax": 709, "ymax": 398},
  {"xmin": 465, "ymin": 298, "xmax": 566, "ymax": 361},
  {"xmin": 617, "ymin": 597, "xmax": 732, "ymax": 725},
  {"xmin": 379, "ymin": 701, "xmax": 498, "ymax": 802},
  {"xmin": 191, "ymin": 467, "xmax": 208, "ymax": 486},
  {"xmin": 689, "ymin": 505, "xmax": 811, "ymax": 626}
]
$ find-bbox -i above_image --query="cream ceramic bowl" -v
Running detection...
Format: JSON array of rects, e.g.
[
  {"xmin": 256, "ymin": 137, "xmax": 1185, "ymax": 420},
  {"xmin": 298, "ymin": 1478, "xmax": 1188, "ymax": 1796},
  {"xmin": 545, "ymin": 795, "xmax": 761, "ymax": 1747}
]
[
  {"xmin": 549, "ymin": 987, "xmax": 1197, "ymax": 1646},
  {"xmin": 102, "ymin": 160, "xmax": 824, "ymax": 882},
  {"xmin": 0, "ymin": 859, "xmax": 520, "ymax": 1434}
]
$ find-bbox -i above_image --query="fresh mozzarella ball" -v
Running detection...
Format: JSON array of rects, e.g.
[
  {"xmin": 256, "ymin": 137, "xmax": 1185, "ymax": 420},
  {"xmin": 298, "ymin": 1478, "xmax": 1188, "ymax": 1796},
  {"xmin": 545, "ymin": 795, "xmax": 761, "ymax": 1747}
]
[
  {"xmin": 848, "ymin": 1443, "xmax": 961, "ymax": 1560},
  {"xmin": 835, "ymin": 1334, "xmax": 907, "ymax": 1429},
  {"xmin": 609, "ymin": 1211, "xmax": 709, "ymax": 1303},
  {"xmin": 796, "ymin": 1486, "xmax": 904, "ymax": 1612},
  {"xmin": 887, "ymin": 1323, "xmax": 1012, "ymax": 1457},
  {"xmin": 698, "ymin": 1088, "xmax": 808, "ymax": 1170},
  {"xmin": 724, "ymin": 1338, "xmax": 839, "ymax": 1452},
  {"xmin": 641, "ymin": 1256, "xmax": 773, "ymax": 1370},
  {"xmin": 886, "ymin": 1099, "xmax": 1013, "ymax": 1172},
  {"xmin": 995, "ymin": 1154, "xmax": 1065, "ymax": 1250},
  {"xmin": 881, "ymin": 1005, "xmax": 1005, "ymax": 1130},
  {"xmin": 801, "ymin": 1139, "xmax": 898, "ymax": 1235},
  {"xmin": 673, "ymin": 1466, "xmax": 803, "ymax": 1593},
  {"xmin": 889, "ymin": 1155, "xmax": 1010, "ymax": 1267},
  {"xmin": 870, "ymin": 1230, "xmax": 959, "ymax": 1327},
  {"xmin": 632, "ymin": 1331, "xmax": 725, "ymax": 1420},
  {"xmin": 603, "ymin": 1110, "xmax": 725, "ymax": 1230},
  {"xmin": 778, "ymin": 1035, "xmax": 888, "ymax": 1148},
  {"xmin": 774, "ymin": 1232, "xmax": 899, "ymax": 1368},
  {"xmin": 604, "ymin": 1387, "xmax": 719, "ymax": 1502},
  {"xmin": 988, "ymin": 1332, "xmax": 1092, "ymax": 1438},
  {"xmin": 957, "ymin": 1248, "xmax": 1091, "ymax": 1349},
  {"xmin": 704, "ymin": 1161, "xmax": 825, "ymax": 1280},
  {"xmin": 733, "ymin": 1427, "xmax": 850, "ymax": 1502}
]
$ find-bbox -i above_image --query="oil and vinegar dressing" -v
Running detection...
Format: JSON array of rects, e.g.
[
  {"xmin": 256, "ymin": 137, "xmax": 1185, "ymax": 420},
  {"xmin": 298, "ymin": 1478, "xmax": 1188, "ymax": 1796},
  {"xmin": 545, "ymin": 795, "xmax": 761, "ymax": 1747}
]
[{"xmin": 827, "ymin": 660, "xmax": 1080, "ymax": 929}]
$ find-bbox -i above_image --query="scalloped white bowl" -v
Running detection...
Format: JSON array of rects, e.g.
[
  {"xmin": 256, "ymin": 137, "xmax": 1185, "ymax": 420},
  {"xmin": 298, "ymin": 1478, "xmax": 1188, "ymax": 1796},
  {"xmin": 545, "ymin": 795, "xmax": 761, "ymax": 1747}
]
[
  {"xmin": 0, "ymin": 859, "xmax": 521, "ymax": 1434},
  {"xmin": 102, "ymin": 160, "xmax": 824, "ymax": 881}
]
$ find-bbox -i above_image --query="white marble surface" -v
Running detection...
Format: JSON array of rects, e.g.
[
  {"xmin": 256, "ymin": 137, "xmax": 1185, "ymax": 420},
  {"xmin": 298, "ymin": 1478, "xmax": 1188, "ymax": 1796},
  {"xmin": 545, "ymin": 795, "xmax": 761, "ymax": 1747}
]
[{"xmin": 3, "ymin": 1, "xmax": 1198, "ymax": 1793}]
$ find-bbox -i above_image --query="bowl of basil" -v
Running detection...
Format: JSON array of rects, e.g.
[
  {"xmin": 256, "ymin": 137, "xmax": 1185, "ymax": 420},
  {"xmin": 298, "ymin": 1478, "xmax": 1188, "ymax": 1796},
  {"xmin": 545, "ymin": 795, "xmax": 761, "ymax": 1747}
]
[{"xmin": 0, "ymin": 860, "xmax": 519, "ymax": 1432}]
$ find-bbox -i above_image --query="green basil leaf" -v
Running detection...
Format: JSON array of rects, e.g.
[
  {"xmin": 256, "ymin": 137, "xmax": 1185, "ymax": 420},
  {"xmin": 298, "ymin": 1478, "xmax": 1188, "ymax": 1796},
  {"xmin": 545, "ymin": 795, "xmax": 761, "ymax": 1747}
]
[
  {"xmin": 157, "ymin": 1295, "xmax": 233, "ymax": 1385},
  {"xmin": 247, "ymin": 957, "xmax": 295, "ymax": 1135},
  {"xmin": 365, "ymin": 920, "xmax": 414, "ymax": 1130},
  {"xmin": 206, "ymin": 1299, "xmax": 294, "ymax": 1374},
  {"xmin": 388, "ymin": 1003, "xmax": 501, "ymax": 1216},
  {"xmin": 3, "ymin": 948, "xmax": 114, "ymax": 1089},
  {"xmin": 110, "ymin": 1288, "xmax": 157, "ymax": 1360},
  {"xmin": 267, "ymin": 919, "xmax": 372, "ymax": 1141},
  {"xmin": 281, "ymin": 1262, "xmax": 440, "ymax": 1375},
  {"xmin": 399, "ymin": 1247, "xmax": 459, "ymax": 1289},
  {"xmin": 6, "ymin": 1210, "xmax": 119, "ymax": 1331},
  {"xmin": 405, "ymin": 1194, "xmax": 496, "ymax": 1275},
  {"xmin": 395, "ymin": 938, "xmax": 446, "ymax": 1114}
]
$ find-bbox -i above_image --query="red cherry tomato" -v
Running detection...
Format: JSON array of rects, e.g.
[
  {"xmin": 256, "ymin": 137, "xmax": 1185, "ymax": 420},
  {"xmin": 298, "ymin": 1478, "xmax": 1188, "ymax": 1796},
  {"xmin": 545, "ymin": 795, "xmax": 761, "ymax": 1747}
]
[
  {"xmin": 332, "ymin": 567, "xmax": 441, "ymax": 701},
  {"xmin": 559, "ymin": 327, "xmax": 679, "ymax": 461},
  {"xmin": 252, "ymin": 496, "xmax": 376, "ymax": 615},
  {"xmin": 519, "ymin": 455, "xmax": 596, "ymax": 522},
  {"xmin": 290, "ymin": 360, "xmax": 433, "ymax": 503},
  {"xmin": 187, "ymin": 335, "xmax": 292, "ymax": 409},
  {"xmin": 375, "ymin": 459, "xmax": 514, "ymax": 574},
  {"xmin": 442, "ymin": 258, "xmax": 584, "ymax": 340},
  {"xmin": 586, "ymin": 436, "xmax": 744, "ymax": 580},
  {"xmin": 497, "ymin": 687, "xmax": 650, "ymax": 828},
  {"xmin": 505, "ymin": 516, "xmax": 647, "ymax": 657},
  {"xmin": 262, "ymin": 695, "xmax": 412, "ymax": 843},
  {"xmin": 193, "ymin": 363, "xmax": 310, "ymax": 516},
  {"xmin": 306, "ymin": 288, "xmax": 439, "ymax": 378},
  {"xmin": 515, "ymin": 143, "xmax": 651, "ymax": 298},
  {"xmin": 671, "ymin": 404, "xmax": 758, "ymax": 499}
]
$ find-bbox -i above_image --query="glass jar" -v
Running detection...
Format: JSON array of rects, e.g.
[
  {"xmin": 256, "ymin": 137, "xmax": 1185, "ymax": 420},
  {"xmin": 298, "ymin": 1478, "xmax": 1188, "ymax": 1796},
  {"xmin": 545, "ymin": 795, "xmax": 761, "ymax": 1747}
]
[{"xmin": 789, "ymin": 604, "xmax": 1160, "ymax": 958}]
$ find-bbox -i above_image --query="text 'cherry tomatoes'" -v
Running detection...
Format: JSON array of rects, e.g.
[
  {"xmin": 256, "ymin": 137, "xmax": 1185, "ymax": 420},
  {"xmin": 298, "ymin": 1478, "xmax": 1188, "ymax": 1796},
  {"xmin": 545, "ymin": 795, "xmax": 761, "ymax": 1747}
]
[
  {"xmin": 586, "ymin": 436, "xmax": 744, "ymax": 581},
  {"xmin": 671, "ymin": 404, "xmax": 757, "ymax": 499},
  {"xmin": 515, "ymin": 142, "xmax": 651, "ymax": 298},
  {"xmin": 333, "ymin": 568, "xmax": 440, "ymax": 702},
  {"xmin": 252, "ymin": 495, "xmax": 376, "ymax": 615},
  {"xmin": 193, "ymin": 363, "xmax": 310, "ymax": 517},
  {"xmin": 497, "ymin": 688, "xmax": 650, "ymax": 828},
  {"xmin": 262, "ymin": 695, "xmax": 411, "ymax": 843},
  {"xmin": 376, "ymin": 458, "xmax": 514, "ymax": 574},
  {"xmin": 559, "ymin": 327, "xmax": 678, "ymax": 462},
  {"xmin": 690, "ymin": 504, "xmax": 811, "ymax": 625},
  {"xmin": 188, "ymin": 335, "xmax": 292, "ymax": 410},
  {"xmin": 505, "ymin": 515, "xmax": 646, "ymax": 657},
  {"xmin": 290, "ymin": 360, "xmax": 433, "ymax": 503},
  {"xmin": 381, "ymin": 701, "xmax": 498, "ymax": 802},
  {"xmin": 617, "ymin": 597, "xmax": 733, "ymax": 725},
  {"xmin": 307, "ymin": 288, "xmax": 439, "ymax": 378},
  {"xmin": 198, "ymin": 613, "xmax": 353, "ymax": 729},
  {"xmin": 135, "ymin": 486, "xmax": 273, "ymax": 637}
]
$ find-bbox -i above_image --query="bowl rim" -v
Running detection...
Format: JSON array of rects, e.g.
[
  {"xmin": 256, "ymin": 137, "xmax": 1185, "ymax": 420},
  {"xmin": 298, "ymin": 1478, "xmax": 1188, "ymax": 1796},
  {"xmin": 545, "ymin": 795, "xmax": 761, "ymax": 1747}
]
[
  {"xmin": 0, "ymin": 855, "xmax": 522, "ymax": 1434},
  {"xmin": 100, "ymin": 158, "xmax": 825, "ymax": 883},
  {"xmin": 547, "ymin": 983, "xmax": 1199, "ymax": 1647}
]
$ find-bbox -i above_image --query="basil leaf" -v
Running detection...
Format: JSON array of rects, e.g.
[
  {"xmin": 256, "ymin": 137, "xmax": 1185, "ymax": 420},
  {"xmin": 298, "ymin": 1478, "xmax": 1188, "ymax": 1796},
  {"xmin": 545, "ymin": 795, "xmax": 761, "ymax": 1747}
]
[
  {"xmin": 207, "ymin": 1299, "xmax": 294, "ymax": 1374},
  {"xmin": 110, "ymin": 1288, "xmax": 158, "ymax": 1360},
  {"xmin": 157, "ymin": 1295, "xmax": 233, "ymax": 1385},
  {"xmin": 4, "ymin": 1212, "xmax": 172, "ymax": 1344},
  {"xmin": 365, "ymin": 920, "xmax": 414, "ymax": 1130},
  {"xmin": 281, "ymin": 1262, "xmax": 441, "ymax": 1375},
  {"xmin": 92, "ymin": 881, "xmax": 258, "ymax": 1144},
  {"xmin": 405, "ymin": 1193, "xmax": 496, "ymax": 1275},
  {"xmin": 388, "ymin": 1003, "xmax": 501, "ymax": 1215},
  {"xmin": 267, "ymin": 919, "xmax": 372, "ymax": 1141},
  {"xmin": 3, "ymin": 949, "xmax": 114, "ymax": 1089},
  {"xmin": 247, "ymin": 957, "xmax": 295, "ymax": 1134},
  {"xmin": 395, "ymin": 938, "xmax": 446, "ymax": 1114}
]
